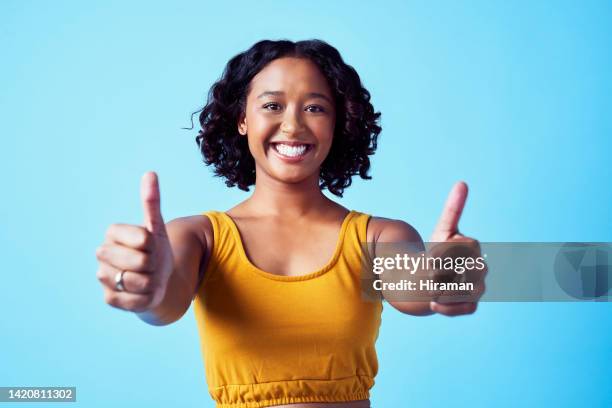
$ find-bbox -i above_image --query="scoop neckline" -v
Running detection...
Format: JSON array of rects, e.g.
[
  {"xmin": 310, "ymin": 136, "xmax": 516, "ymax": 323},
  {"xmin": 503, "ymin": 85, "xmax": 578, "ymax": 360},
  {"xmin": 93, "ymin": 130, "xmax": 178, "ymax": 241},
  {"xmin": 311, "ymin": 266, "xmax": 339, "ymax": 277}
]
[{"xmin": 220, "ymin": 210, "xmax": 356, "ymax": 282}]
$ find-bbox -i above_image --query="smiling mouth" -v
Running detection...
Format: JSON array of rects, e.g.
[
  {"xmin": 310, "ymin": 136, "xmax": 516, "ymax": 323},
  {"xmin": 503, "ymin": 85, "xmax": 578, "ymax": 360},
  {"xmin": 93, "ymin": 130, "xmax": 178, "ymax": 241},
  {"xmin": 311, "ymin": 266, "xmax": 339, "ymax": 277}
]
[{"xmin": 270, "ymin": 142, "xmax": 314, "ymax": 159}]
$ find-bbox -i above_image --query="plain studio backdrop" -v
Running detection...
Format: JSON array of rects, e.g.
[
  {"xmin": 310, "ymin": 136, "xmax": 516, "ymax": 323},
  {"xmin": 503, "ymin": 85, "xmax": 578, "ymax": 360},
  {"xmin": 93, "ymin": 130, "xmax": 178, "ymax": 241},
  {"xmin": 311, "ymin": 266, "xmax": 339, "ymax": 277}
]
[{"xmin": 1, "ymin": 1, "xmax": 610, "ymax": 407}]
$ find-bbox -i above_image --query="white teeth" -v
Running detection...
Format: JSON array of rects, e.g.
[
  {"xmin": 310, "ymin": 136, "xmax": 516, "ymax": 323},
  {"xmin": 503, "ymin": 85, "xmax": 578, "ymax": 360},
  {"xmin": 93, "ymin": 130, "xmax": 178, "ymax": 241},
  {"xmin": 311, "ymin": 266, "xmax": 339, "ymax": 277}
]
[{"xmin": 274, "ymin": 143, "xmax": 308, "ymax": 157}]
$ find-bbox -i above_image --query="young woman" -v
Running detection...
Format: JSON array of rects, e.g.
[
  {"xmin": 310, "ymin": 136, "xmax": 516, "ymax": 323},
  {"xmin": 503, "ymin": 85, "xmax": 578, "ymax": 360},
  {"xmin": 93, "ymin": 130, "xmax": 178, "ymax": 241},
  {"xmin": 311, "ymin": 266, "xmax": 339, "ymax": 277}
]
[{"xmin": 95, "ymin": 39, "xmax": 486, "ymax": 408}]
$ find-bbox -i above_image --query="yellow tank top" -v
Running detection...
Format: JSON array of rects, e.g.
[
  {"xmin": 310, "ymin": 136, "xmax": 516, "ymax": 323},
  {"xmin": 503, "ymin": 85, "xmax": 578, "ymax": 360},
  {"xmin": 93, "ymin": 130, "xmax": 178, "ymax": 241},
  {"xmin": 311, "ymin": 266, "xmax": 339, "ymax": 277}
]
[{"xmin": 192, "ymin": 210, "xmax": 383, "ymax": 408}]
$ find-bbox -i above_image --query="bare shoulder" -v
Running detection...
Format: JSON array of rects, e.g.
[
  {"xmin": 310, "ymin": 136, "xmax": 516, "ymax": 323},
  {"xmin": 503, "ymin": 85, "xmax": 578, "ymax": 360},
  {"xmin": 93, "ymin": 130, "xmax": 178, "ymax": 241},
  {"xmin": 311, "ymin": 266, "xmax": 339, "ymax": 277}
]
[
  {"xmin": 166, "ymin": 214, "xmax": 213, "ymax": 247},
  {"xmin": 164, "ymin": 214, "xmax": 214, "ymax": 297},
  {"xmin": 367, "ymin": 216, "xmax": 424, "ymax": 245},
  {"xmin": 166, "ymin": 214, "xmax": 212, "ymax": 235},
  {"xmin": 367, "ymin": 216, "xmax": 432, "ymax": 316}
]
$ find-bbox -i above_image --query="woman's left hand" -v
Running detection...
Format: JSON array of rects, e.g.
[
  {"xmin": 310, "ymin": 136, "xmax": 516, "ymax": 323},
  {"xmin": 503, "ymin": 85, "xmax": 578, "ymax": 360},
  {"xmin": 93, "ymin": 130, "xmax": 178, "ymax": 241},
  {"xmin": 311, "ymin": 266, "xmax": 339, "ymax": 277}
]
[{"xmin": 428, "ymin": 181, "xmax": 487, "ymax": 316}]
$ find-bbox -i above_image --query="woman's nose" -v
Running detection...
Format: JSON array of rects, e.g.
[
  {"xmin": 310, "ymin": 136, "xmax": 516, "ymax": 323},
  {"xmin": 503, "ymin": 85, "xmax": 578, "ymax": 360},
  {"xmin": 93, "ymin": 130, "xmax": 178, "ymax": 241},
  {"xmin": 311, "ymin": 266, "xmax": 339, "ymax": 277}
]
[{"xmin": 280, "ymin": 108, "xmax": 304, "ymax": 135}]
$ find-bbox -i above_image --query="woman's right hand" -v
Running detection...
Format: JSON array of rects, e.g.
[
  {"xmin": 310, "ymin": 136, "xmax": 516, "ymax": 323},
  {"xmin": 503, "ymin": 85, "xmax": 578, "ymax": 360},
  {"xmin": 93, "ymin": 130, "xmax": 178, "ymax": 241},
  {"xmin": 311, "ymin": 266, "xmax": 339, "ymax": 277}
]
[{"xmin": 95, "ymin": 172, "xmax": 175, "ymax": 313}]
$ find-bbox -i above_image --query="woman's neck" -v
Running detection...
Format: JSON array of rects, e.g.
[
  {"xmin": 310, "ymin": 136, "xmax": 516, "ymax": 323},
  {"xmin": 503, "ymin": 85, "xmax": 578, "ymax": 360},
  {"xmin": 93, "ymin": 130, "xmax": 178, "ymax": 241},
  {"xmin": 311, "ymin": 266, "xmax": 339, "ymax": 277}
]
[{"xmin": 243, "ymin": 172, "xmax": 335, "ymax": 218}]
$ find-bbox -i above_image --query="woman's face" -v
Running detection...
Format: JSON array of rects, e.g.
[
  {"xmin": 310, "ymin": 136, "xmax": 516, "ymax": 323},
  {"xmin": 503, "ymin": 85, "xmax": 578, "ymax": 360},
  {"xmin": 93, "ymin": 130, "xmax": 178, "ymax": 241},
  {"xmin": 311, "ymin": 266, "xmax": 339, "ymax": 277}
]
[{"xmin": 239, "ymin": 57, "xmax": 336, "ymax": 186}]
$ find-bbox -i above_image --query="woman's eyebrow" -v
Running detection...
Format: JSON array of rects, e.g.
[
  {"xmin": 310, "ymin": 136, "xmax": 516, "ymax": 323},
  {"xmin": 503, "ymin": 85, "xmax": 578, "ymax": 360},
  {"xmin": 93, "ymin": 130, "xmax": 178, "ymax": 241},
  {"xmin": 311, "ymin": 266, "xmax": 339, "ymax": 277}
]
[
  {"xmin": 306, "ymin": 92, "xmax": 333, "ymax": 104},
  {"xmin": 257, "ymin": 91, "xmax": 332, "ymax": 104}
]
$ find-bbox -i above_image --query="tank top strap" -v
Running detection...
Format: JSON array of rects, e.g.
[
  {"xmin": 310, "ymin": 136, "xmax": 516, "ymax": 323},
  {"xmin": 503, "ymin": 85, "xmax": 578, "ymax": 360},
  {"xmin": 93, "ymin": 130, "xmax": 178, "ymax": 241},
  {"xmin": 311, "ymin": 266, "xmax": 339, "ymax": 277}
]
[
  {"xmin": 198, "ymin": 210, "xmax": 241, "ymax": 290},
  {"xmin": 344, "ymin": 210, "xmax": 371, "ymax": 243},
  {"xmin": 338, "ymin": 211, "xmax": 373, "ymax": 275}
]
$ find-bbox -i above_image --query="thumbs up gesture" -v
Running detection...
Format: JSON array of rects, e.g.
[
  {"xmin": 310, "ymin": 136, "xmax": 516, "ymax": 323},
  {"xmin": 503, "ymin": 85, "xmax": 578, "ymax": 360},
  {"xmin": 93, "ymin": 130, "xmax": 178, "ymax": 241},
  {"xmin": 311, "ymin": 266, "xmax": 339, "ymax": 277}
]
[
  {"xmin": 428, "ymin": 182, "xmax": 487, "ymax": 316},
  {"xmin": 95, "ymin": 172, "xmax": 175, "ymax": 312}
]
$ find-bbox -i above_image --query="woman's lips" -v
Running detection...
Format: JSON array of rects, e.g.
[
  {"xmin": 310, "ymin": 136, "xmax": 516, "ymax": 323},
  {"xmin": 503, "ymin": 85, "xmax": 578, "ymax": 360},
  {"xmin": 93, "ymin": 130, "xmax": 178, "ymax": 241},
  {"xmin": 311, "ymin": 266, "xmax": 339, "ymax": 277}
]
[{"xmin": 270, "ymin": 142, "xmax": 313, "ymax": 162}]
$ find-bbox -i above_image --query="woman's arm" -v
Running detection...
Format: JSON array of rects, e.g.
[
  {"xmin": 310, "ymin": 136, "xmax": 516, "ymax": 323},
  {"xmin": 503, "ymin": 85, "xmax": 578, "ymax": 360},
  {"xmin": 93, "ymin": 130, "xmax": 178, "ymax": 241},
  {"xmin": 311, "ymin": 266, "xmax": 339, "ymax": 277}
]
[
  {"xmin": 368, "ymin": 217, "xmax": 435, "ymax": 316},
  {"xmin": 137, "ymin": 215, "xmax": 212, "ymax": 326},
  {"xmin": 369, "ymin": 182, "xmax": 486, "ymax": 317}
]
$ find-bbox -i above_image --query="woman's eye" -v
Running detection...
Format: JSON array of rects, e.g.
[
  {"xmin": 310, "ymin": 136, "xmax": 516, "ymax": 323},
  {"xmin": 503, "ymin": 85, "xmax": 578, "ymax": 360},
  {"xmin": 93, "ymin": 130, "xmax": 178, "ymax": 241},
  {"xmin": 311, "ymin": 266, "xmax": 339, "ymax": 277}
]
[
  {"xmin": 305, "ymin": 105, "xmax": 325, "ymax": 113},
  {"xmin": 263, "ymin": 103, "xmax": 281, "ymax": 111}
]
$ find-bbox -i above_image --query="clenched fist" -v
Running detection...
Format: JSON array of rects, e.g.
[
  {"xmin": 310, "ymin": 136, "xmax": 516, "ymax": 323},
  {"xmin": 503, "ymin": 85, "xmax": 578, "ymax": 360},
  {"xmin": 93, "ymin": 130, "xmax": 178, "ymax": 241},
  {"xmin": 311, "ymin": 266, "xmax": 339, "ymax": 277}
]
[{"xmin": 95, "ymin": 172, "xmax": 175, "ymax": 312}]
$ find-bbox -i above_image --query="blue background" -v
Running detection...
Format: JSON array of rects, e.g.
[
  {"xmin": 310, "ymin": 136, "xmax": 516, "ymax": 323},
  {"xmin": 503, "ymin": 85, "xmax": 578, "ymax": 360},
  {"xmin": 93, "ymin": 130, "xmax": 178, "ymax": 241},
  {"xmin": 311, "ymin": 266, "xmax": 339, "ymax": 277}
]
[{"xmin": 1, "ymin": 1, "xmax": 611, "ymax": 407}]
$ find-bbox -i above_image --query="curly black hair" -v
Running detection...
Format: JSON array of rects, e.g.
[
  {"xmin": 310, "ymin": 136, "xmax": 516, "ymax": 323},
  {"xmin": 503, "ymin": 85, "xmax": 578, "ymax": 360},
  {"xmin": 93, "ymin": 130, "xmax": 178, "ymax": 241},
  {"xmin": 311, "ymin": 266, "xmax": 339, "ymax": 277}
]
[{"xmin": 195, "ymin": 39, "xmax": 381, "ymax": 197}]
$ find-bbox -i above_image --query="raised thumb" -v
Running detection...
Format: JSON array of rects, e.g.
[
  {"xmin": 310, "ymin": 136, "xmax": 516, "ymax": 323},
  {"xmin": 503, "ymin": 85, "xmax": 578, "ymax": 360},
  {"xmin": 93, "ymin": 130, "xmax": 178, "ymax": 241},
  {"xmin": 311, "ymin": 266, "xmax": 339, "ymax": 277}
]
[
  {"xmin": 431, "ymin": 181, "xmax": 468, "ymax": 241},
  {"xmin": 141, "ymin": 171, "xmax": 165, "ymax": 235}
]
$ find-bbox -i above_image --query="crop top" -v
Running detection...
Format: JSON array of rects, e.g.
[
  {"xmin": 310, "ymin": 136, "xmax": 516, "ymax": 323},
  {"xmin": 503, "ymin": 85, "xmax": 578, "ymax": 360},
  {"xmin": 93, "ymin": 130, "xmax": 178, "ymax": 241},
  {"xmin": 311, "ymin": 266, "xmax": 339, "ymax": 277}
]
[{"xmin": 192, "ymin": 210, "xmax": 383, "ymax": 408}]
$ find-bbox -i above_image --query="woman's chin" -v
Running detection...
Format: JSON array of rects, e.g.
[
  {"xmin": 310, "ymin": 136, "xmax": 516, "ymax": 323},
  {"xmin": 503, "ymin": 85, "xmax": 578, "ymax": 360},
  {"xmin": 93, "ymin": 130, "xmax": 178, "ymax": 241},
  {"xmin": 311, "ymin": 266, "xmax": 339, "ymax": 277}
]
[
  {"xmin": 254, "ymin": 160, "xmax": 321, "ymax": 186},
  {"xmin": 267, "ymin": 167, "xmax": 318, "ymax": 185},
  {"xmin": 274, "ymin": 173, "xmax": 313, "ymax": 185}
]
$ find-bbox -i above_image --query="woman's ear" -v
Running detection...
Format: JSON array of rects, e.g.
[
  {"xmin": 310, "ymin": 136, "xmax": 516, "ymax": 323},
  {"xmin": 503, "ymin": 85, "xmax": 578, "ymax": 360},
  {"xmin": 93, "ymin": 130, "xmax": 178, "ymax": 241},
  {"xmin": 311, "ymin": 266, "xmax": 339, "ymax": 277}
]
[{"xmin": 238, "ymin": 114, "xmax": 247, "ymax": 136}]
